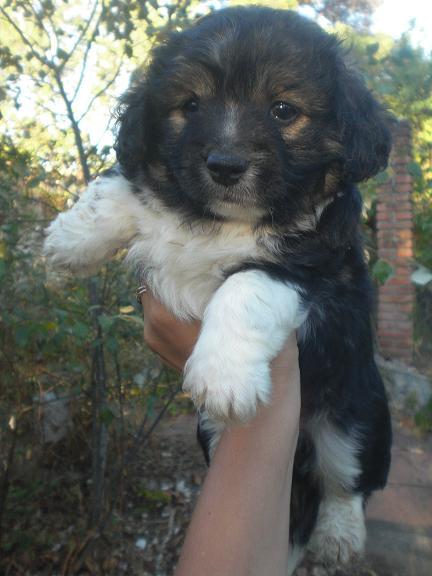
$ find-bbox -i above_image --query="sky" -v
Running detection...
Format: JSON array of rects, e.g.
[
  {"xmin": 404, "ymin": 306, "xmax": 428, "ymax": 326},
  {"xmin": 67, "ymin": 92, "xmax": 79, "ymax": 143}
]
[{"xmin": 372, "ymin": 0, "xmax": 432, "ymax": 54}]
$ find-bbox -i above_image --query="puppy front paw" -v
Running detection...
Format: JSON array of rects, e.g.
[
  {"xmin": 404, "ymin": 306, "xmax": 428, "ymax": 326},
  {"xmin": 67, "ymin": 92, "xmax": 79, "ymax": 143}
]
[
  {"xmin": 44, "ymin": 214, "xmax": 105, "ymax": 274},
  {"xmin": 43, "ymin": 219, "xmax": 80, "ymax": 271},
  {"xmin": 183, "ymin": 342, "xmax": 271, "ymax": 422}
]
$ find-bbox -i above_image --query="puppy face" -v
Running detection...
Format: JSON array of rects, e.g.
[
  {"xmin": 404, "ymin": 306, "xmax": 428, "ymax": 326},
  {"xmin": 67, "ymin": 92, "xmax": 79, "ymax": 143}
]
[{"xmin": 116, "ymin": 7, "xmax": 391, "ymax": 226}]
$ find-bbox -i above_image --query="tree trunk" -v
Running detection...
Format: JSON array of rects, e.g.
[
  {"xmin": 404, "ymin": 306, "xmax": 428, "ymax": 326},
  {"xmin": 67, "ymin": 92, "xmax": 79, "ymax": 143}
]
[{"xmin": 55, "ymin": 71, "xmax": 109, "ymax": 527}]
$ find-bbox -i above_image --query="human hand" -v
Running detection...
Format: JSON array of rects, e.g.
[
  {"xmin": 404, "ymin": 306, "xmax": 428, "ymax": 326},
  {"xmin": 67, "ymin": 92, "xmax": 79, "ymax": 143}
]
[{"xmin": 141, "ymin": 290, "xmax": 201, "ymax": 371}]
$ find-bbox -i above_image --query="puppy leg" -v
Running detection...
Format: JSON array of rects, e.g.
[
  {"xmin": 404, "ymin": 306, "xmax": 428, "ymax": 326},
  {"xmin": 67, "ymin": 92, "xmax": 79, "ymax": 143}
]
[
  {"xmin": 306, "ymin": 418, "xmax": 366, "ymax": 567},
  {"xmin": 183, "ymin": 270, "xmax": 306, "ymax": 422},
  {"xmin": 44, "ymin": 171, "xmax": 142, "ymax": 272},
  {"xmin": 307, "ymin": 493, "xmax": 366, "ymax": 566},
  {"xmin": 287, "ymin": 545, "xmax": 305, "ymax": 576}
]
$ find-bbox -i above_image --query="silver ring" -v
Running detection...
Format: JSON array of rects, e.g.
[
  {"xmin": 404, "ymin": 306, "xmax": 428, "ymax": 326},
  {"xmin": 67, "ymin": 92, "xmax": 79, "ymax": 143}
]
[{"xmin": 136, "ymin": 284, "xmax": 148, "ymax": 303}]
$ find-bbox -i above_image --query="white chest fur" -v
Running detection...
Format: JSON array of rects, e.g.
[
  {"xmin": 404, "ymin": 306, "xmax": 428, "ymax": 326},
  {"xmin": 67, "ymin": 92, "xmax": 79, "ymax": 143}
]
[{"xmin": 128, "ymin": 206, "xmax": 267, "ymax": 320}]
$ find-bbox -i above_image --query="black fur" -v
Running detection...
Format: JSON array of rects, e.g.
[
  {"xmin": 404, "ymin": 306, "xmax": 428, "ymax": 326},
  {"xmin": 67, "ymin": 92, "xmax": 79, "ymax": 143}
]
[{"xmin": 116, "ymin": 7, "xmax": 392, "ymax": 553}]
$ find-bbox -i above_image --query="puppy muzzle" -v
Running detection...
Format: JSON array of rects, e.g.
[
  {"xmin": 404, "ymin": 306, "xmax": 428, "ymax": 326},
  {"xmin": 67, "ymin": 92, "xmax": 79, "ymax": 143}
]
[{"xmin": 206, "ymin": 150, "xmax": 250, "ymax": 187}]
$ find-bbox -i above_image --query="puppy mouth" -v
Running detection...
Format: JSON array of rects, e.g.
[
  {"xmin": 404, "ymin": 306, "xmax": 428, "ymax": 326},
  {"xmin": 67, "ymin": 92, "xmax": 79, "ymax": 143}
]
[
  {"xmin": 205, "ymin": 176, "xmax": 267, "ymax": 221},
  {"xmin": 209, "ymin": 198, "xmax": 267, "ymax": 222}
]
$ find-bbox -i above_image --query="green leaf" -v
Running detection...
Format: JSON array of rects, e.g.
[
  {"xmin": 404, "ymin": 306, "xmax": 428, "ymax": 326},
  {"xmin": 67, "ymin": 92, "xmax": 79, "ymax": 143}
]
[
  {"xmin": 146, "ymin": 395, "xmax": 155, "ymax": 419},
  {"xmin": 366, "ymin": 42, "xmax": 380, "ymax": 56},
  {"xmin": 372, "ymin": 259, "xmax": 394, "ymax": 285},
  {"xmin": 407, "ymin": 161, "xmax": 422, "ymax": 179},
  {"xmin": 373, "ymin": 170, "xmax": 390, "ymax": 185},
  {"xmin": 54, "ymin": 308, "xmax": 69, "ymax": 321},
  {"xmin": 27, "ymin": 177, "xmax": 41, "ymax": 189},
  {"xmin": 98, "ymin": 314, "xmax": 115, "ymax": 332},
  {"xmin": 15, "ymin": 325, "xmax": 31, "ymax": 348},
  {"xmin": 99, "ymin": 407, "xmax": 115, "ymax": 427},
  {"xmin": 71, "ymin": 321, "xmax": 90, "ymax": 340},
  {"xmin": 56, "ymin": 48, "xmax": 69, "ymax": 61},
  {"xmin": 105, "ymin": 335, "xmax": 118, "ymax": 353},
  {"xmin": 415, "ymin": 398, "xmax": 432, "ymax": 433},
  {"xmin": 43, "ymin": 320, "xmax": 58, "ymax": 332}
]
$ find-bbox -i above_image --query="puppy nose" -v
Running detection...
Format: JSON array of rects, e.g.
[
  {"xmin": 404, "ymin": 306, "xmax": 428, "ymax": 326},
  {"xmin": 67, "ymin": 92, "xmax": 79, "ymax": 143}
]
[{"xmin": 206, "ymin": 152, "xmax": 249, "ymax": 186}]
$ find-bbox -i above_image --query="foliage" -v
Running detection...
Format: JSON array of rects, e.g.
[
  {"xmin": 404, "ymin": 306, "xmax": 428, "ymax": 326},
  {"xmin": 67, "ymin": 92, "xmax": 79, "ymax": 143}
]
[
  {"xmin": 337, "ymin": 26, "xmax": 432, "ymax": 270},
  {"xmin": 415, "ymin": 396, "xmax": 432, "ymax": 433},
  {"xmin": 301, "ymin": 0, "xmax": 381, "ymax": 28},
  {"xmin": 0, "ymin": 1, "xmax": 190, "ymax": 569},
  {"xmin": 233, "ymin": 0, "xmax": 380, "ymax": 28},
  {"xmin": 371, "ymin": 259, "xmax": 394, "ymax": 285}
]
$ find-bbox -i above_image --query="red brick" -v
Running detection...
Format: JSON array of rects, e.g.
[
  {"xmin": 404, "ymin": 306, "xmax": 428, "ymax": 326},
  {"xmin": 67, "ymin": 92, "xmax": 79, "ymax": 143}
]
[
  {"xmin": 379, "ymin": 323, "xmax": 413, "ymax": 333},
  {"xmin": 377, "ymin": 230, "xmax": 396, "ymax": 239},
  {"xmin": 378, "ymin": 241, "xmax": 397, "ymax": 251},
  {"xmin": 380, "ymin": 345, "xmax": 413, "ymax": 357},
  {"xmin": 391, "ymin": 189, "xmax": 412, "ymax": 197},
  {"xmin": 376, "ymin": 212, "xmax": 393, "ymax": 221},
  {"xmin": 380, "ymin": 350, "xmax": 413, "ymax": 362},
  {"xmin": 398, "ymin": 242, "xmax": 414, "ymax": 251},
  {"xmin": 379, "ymin": 339, "xmax": 414, "ymax": 349},
  {"xmin": 378, "ymin": 304, "xmax": 410, "ymax": 314},
  {"xmin": 380, "ymin": 341, "xmax": 412, "ymax": 351},
  {"xmin": 377, "ymin": 192, "xmax": 397, "ymax": 200},
  {"xmin": 378, "ymin": 335, "xmax": 395, "ymax": 342},
  {"xmin": 379, "ymin": 295, "xmax": 414, "ymax": 304},
  {"xmin": 396, "ymin": 212, "xmax": 413, "ymax": 221},
  {"xmin": 395, "ymin": 176, "xmax": 412, "ymax": 185},
  {"xmin": 397, "ymin": 248, "xmax": 413, "ymax": 258},
  {"xmin": 378, "ymin": 322, "xmax": 413, "ymax": 332},
  {"xmin": 386, "ymin": 276, "xmax": 412, "ymax": 286},
  {"xmin": 397, "ymin": 229, "xmax": 413, "ymax": 240},
  {"xmin": 393, "ymin": 156, "xmax": 411, "ymax": 166},
  {"xmin": 376, "ymin": 121, "xmax": 414, "ymax": 361},
  {"xmin": 377, "ymin": 221, "xmax": 413, "ymax": 230},
  {"xmin": 380, "ymin": 286, "xmax": 414, "ymax": 296},
  {"xmin": 378, "ymin": 315, "xmax": 410, "ymax": 325},
  {"xmin": 377, "ymin": 202, "xmax": 412, "ymax": 212}
]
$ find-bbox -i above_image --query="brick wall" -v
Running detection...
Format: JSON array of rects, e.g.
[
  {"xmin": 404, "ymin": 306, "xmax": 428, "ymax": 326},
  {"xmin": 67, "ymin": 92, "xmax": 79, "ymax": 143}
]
[{"xmin": 376, "ymin": 120, "xmax": 415, "ymax": 364}]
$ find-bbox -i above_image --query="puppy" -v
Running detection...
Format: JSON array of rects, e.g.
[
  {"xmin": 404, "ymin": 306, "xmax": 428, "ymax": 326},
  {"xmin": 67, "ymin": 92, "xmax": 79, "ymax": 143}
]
[{"xmin": 44, "ymin": 7, "xmax": 392, "ymax": 573}]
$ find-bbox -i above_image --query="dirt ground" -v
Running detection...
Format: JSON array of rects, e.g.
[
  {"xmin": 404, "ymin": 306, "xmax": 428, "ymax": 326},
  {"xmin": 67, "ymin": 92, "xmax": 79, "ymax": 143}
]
[
  {"xmin": 89, "ymin": 415, "xmax": 391, "ymax": 576},
  {"xmin": 2, "ymin": 411, "xmax": 429, "ymax": 575}
]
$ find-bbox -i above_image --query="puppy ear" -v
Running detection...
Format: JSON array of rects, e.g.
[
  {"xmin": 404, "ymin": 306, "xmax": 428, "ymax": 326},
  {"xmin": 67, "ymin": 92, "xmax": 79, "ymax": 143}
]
[
  {"xmin": 336, "ymin": 64, "xmax": 393, "ymax": 183},
  {"xmin": 114, "ymin": 77, "xmax": 149, "ymax": 179}
]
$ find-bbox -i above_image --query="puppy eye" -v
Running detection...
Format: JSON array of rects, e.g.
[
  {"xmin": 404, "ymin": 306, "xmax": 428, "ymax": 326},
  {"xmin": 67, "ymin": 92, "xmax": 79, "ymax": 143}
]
[
  {"xmin": 182, "ymin": 97, "xmax": 199, "ymax": 114},
  {"xmin": 270, "ymin": 101, "xmax": 298, "ymax": 123}
]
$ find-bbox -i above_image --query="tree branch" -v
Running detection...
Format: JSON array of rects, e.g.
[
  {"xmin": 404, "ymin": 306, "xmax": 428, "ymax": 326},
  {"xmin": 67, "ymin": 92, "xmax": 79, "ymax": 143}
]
[
  {"xmin": 28, "ymin": 1, "xmax": 53, "ymax": 53},
  {"xmin": 52, "ymin": 68, "xmax": 91, "ymax": 183},
  {"xmin": 77, "ymin": 63, "xmax": 122, "ymax": 123},
  {"xmin": 63, "ymin": 0, "xmax": 100, "ymax": 67},
  {"xmin": 71, "ymin": 9, "xmax": 105, "ymax": 103},
  {"xmin": 0, "ymin": 6, "xmax": 55, "ymax": 71}
]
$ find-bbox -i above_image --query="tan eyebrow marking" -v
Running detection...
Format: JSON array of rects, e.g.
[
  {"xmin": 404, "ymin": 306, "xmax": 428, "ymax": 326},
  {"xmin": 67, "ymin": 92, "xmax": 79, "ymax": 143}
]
[
  {"xmin": 169, "ymin": 109, "xmax": 187, "ymax": 133},
  {"xmin": 280, "ymin": 115, "xmax": 310, "ymax": 141}
]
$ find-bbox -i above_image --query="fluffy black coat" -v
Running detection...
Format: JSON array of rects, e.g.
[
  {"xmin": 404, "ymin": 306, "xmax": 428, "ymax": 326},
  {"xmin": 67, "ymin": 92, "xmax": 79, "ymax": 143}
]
[{"xmin": 115, "ymin": 6, "xmax": 392, "ymax": 558}]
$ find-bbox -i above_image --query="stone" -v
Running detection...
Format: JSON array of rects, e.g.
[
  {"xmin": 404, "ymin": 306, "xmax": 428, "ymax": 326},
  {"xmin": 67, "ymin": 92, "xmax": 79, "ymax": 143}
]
[{"xmin": 377, "ymin": 356, "xmax": 431, "ymax": 414}]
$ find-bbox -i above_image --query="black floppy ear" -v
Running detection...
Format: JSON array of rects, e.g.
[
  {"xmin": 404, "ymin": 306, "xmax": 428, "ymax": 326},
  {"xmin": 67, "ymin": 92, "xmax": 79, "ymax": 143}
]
[
  {"xmin": 114, "ymin": 77, "xmax": 149, "ymax": 179},
  {"xmin": 336, "ymin": 64, "xmax": 393, "ymax": 183}
]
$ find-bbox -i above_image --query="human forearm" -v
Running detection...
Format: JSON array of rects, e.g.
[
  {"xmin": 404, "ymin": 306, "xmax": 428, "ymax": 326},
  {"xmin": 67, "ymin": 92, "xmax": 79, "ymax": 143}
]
[{"xmin": 175, "ymin": 337, "xmax": 300, "ymax": 576}]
